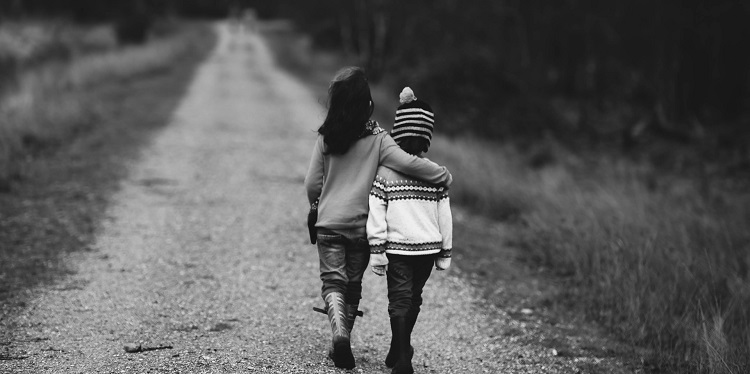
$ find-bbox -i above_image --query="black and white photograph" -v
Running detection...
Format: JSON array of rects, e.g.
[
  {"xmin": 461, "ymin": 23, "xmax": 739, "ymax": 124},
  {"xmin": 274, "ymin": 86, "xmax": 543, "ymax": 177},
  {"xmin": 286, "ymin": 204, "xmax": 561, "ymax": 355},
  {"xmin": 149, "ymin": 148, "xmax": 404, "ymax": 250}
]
[{"xmin": 1, "ymin": 1, "xmax": 749, "ymax": 373}]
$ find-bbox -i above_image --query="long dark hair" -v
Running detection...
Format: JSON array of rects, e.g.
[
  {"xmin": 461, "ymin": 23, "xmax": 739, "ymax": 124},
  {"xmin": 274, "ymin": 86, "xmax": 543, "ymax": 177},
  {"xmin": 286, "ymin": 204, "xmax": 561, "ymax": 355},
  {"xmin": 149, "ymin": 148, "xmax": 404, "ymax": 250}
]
[{"xmin": 318, "ymin": 67, "xmax": 374, "ymax": 155}]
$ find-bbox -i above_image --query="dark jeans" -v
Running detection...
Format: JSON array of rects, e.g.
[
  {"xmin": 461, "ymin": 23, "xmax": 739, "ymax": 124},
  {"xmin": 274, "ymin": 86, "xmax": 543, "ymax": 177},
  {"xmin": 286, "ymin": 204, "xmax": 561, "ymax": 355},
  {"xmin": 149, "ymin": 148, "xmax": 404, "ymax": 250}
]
[
  {"xmin": 386, "ymin": 254, "xmax": 436, "ymax": 318},
  {"xmin": 317, "ymin": 227, "xmax": 370, "ymax": 304}
]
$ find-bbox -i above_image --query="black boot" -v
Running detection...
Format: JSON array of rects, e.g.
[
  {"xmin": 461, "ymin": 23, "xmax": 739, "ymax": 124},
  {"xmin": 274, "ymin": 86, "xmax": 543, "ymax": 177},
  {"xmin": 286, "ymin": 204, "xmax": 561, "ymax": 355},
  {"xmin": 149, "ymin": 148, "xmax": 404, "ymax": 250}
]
[
  {"xmin": 384, "ymin": 317, "xmax": 399, "ymax": 368},
  {"xmin": 386, "ymin": 314, "xmax": 415, "ymax": 368},
  {"xmin": 391, "ymin": 316, "xmax": 414, "ymax": 374},
  {"xmin": 325, "ymin": 292, "xmax": 355, "ymax": 369},
  {"xmin": 406, "ymin": 309, "xmax": 419, "ymax": 337}
]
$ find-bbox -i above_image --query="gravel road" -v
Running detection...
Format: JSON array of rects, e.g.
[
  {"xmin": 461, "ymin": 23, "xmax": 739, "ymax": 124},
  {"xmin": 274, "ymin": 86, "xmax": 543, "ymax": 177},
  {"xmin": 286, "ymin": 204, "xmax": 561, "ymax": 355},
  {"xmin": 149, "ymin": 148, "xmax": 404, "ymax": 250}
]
[{"xmin": 1, "ymin": 23, "xmax": 632, "ymax": 373}]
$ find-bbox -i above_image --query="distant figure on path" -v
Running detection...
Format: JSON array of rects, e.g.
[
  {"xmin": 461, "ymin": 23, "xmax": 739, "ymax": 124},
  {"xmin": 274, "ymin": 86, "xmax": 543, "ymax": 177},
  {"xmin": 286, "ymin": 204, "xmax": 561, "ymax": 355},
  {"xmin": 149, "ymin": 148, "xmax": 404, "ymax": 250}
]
[
  {"xmin": 304, "ymin": 67, "xmax": 452, "ymax": 370},
  {"xmin": 367, "ymin": 87, "xmax": 453, "ymax": 374}
]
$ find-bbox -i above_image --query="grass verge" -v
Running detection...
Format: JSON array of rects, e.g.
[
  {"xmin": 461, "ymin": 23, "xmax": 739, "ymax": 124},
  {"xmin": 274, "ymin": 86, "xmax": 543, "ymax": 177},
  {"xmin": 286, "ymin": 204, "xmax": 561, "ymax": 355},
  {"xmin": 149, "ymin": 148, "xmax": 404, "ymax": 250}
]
[
  {"xmin": 430, "ymin": 137, "xmax": 750, "ymax": 373},
  {"xmin": 262, "ymin": 22, "xmax": 750, "ymax": 373},
  {"xmin": 0, "ymin": 21, "xmax": 216, "ymax": 300}
]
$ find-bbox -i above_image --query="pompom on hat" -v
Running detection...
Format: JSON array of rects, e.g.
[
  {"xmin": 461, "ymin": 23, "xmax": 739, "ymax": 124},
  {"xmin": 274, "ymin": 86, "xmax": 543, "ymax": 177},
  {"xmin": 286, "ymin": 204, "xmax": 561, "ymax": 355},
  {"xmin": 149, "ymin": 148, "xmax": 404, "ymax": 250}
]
[{"xmin": 392, "ymin": 87, "xmax": 434, "ymax": 145}]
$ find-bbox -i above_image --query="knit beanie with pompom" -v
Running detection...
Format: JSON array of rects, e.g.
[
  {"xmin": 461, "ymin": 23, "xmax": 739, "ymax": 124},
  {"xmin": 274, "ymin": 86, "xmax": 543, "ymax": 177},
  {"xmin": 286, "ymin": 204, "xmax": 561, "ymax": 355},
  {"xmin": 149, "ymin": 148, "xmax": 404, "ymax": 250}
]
[{"xmin": 392, "ymin": 87, "xmax": 434, "ymax": 145}]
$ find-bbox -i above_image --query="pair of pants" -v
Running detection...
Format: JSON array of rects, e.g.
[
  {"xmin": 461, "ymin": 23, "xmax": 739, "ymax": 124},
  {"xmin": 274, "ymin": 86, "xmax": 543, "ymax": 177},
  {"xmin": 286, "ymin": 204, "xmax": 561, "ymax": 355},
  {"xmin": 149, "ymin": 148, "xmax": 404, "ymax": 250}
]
[
  {"xmin": 317, "ymin": 227, "xmax": 370, "ymax": 304},
  {"xmin": 386, "ymin": 254, "xmax": 436, "ymax": 318}
]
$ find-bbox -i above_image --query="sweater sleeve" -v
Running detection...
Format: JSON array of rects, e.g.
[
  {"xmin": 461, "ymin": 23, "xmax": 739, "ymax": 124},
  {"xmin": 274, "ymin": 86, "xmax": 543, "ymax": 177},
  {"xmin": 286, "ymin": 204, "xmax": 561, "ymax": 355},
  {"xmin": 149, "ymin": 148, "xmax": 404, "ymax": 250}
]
[
  {"xmin": 437, "ymin": 189, "xmax": 453, "ymax": 256},
  {"xmin": 304, "ymin": 137, "xmax": 324, "ymax": 205},
  {"xmin": 379, "ymin": 134, "xmax": 452, "ymax": 187},
  {"xmin": 366, "ymin": 175, "xmax": 388, "ymax": 254}
]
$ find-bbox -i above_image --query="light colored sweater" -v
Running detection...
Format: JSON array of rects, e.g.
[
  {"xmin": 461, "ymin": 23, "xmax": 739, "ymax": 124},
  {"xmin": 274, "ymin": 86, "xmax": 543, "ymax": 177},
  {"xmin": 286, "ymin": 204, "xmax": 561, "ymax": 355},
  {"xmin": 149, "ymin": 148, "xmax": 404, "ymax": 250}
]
[
  {"xmin": 304, "ymin": 122, "xmax": 452, "ymax": 230},
  {"xmin": 367, "ymin": 163, "xmax": 453, "ymax": 257}
]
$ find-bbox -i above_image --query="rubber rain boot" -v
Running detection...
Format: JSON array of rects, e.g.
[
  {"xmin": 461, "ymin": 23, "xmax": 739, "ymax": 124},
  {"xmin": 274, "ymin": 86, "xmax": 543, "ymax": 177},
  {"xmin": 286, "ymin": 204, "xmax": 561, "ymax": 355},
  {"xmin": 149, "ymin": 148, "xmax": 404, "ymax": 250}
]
[
  {"xmin": 385, "ymin": 317, "xmax": 399, "ymax": 368},
  {"xmin": 391, "ymin": 316, "xmax": 414, "ymax": 374},
  {"xmin": 325, "ymin": 292, "xmax": 355, "ymax": 369}
]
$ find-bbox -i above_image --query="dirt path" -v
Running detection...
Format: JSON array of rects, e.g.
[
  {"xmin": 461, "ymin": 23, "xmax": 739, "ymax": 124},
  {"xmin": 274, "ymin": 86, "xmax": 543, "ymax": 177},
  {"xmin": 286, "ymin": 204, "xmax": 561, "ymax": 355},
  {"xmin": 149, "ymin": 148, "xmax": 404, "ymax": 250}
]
[{"xmin": 1, "ymin": 23, "xmax": 632, "ymax": 373}]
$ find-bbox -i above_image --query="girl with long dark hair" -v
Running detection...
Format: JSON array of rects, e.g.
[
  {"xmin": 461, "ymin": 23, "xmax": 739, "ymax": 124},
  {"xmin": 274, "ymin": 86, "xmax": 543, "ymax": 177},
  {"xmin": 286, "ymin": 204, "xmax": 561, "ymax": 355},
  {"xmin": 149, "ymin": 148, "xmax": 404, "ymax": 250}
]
[{"xmin": 304, "ymin": 67, "xmax": 452, "ymax": 369}]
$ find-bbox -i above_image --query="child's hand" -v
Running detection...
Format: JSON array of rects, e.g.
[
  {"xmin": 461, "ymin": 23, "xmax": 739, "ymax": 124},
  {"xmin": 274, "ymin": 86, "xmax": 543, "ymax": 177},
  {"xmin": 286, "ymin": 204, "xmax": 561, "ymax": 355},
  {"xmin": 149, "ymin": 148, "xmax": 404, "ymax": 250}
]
[
  {"xmin": 372, "ymin": 265, "xmax": 386, "ymax": 276},
  {"xmin": 435, "ymin": 257, "xmax": 451, "ymax": 271},
  {"xmin": 369, "ymin": 253, "xmax": 388, "ymax": 276}
]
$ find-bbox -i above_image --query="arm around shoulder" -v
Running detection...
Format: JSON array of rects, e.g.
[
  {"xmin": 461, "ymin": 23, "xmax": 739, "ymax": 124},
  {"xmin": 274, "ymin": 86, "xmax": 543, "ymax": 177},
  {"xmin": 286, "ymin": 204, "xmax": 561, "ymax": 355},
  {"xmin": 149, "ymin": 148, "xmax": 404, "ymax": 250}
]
[{"xmin": 379, "ymin": 134, "xmax": 452, "ymax": 187}]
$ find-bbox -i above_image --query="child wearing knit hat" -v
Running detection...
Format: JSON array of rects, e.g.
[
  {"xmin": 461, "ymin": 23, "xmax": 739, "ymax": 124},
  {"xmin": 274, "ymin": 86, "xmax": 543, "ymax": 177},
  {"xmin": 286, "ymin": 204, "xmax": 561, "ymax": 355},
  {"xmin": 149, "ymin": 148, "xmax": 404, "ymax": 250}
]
[{"xmin": 366, "ymin": 87, "xmax": 453, "ymax": 374}]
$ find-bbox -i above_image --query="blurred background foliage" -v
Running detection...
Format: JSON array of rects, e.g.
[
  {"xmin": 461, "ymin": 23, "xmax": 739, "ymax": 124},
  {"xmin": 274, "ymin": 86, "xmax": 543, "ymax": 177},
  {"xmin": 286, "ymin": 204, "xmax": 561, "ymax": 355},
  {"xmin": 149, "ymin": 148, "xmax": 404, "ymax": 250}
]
[
  {"xmin": 265, "ymin": 1, "xmax": 750, "ymax": 175},
  {"xmin": 3, "ymin": 1, "xmax": 749, "ymax": 161}
]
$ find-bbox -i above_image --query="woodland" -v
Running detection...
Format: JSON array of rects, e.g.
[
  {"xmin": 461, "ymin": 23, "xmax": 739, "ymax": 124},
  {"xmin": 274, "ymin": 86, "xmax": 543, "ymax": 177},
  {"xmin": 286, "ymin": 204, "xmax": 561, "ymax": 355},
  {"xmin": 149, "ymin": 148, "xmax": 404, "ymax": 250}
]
[{"xmin": 4, "ymin": 0, "xmax": 749, "ymax": 163}]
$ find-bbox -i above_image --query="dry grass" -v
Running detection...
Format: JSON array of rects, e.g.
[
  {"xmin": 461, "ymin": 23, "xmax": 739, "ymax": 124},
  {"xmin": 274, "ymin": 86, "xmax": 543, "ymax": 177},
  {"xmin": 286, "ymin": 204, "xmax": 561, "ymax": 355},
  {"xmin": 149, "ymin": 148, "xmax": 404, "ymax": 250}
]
[
  {"xmin": 430, "ymin": 136, "xmax": 750, "ymax": 373},
  {"xmin": 0, "ymin": 21, "xmax": 208, "ymax": 187}
]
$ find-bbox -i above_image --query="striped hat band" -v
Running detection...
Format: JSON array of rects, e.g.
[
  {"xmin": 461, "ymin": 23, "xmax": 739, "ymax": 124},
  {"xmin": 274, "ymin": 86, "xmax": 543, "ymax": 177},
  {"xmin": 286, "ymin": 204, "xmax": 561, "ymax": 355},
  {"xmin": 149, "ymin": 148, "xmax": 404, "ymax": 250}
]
[{"xmin": 393, "ymin": 102, "xmax": 434, "ymax": 143}]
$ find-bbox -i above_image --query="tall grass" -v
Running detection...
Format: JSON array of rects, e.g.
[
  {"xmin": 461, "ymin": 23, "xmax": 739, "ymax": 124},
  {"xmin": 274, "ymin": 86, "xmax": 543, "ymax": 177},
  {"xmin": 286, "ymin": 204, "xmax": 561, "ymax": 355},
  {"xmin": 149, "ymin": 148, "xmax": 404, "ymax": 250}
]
[
  {"xmin": 430, "ymin": 136, "xmax": 750, "ymax": 373},
  {"xmin": 0, "ymin": 21, "xmax": 210, "ymax": 187}
]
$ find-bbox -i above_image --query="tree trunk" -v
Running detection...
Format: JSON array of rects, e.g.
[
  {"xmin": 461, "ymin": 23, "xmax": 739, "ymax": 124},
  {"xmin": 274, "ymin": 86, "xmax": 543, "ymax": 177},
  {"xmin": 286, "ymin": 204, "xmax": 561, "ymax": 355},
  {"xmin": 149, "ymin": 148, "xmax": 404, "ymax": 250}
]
[
  {"xmin": 355, "ymin": 0, "xmax": 371, "ymax": 70},
  {"xmin": 370, "ymin": 6, "xmax": 388, "ymax": 79},
  {"xmin": 338, "ymin": 4, "xmax": 355, "ymax": 57}
]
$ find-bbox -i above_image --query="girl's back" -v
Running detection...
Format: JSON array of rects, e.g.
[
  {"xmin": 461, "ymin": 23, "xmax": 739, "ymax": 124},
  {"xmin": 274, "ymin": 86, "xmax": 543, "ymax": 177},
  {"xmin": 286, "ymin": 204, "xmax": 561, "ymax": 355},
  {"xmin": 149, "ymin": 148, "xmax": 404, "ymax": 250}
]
[{"xmin": 306, "ymin": 124, "xmax": 387, "ymax": 230}]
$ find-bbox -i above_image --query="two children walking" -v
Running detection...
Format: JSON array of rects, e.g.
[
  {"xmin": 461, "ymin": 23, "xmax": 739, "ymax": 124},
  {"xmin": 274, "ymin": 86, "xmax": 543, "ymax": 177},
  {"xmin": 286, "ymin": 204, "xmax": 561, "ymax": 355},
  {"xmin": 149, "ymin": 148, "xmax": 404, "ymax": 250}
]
[{"xmin": 304, "ymin": 67, "xmax": 453, "ymax": 373}]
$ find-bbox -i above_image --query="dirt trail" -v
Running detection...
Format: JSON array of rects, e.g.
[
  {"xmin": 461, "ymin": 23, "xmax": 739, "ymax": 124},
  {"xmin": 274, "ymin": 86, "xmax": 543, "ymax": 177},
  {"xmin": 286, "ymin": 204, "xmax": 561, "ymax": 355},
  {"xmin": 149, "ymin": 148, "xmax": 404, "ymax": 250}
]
[{"xmin": 1, "ymin": 23, "xmax": 631, "ymax": 373}]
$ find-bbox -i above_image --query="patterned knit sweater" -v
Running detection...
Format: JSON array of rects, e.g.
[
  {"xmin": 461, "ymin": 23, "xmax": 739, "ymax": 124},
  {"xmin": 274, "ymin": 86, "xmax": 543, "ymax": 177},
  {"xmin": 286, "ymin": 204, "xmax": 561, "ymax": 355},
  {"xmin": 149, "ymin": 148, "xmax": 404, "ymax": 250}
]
[{"xmin": 367, "ymin": 163, "xmax": 452, "ymax": 257}]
